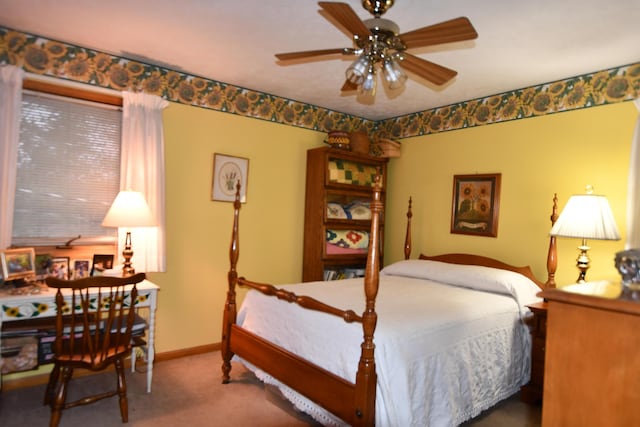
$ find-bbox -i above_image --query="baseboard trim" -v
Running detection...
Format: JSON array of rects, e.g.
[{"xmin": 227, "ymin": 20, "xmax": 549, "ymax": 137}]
[
  {"xmin": 155, "ymin": 343, "xmax": 220, "ymax": 362},
  {"xmin": 1, "ymin": 342, "xmax": 222, "ymax": 392}
]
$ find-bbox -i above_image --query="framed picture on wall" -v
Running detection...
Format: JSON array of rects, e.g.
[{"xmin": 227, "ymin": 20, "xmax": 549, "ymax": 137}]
[
  {"xmin": 212, "ymin": 153, "xmax": 249, "ymax": 203},
  {"xmin": 451, "ymin": 173, "xmax": 501, "ymax": 237}
]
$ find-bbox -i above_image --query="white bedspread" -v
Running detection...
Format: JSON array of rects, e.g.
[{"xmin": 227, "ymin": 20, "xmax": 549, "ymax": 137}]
[{"xmin": 235, "ymin": 260, "xmax": 542, "ymax": 427}]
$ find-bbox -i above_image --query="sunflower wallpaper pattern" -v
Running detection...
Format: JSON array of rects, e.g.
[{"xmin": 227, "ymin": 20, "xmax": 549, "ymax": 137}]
[{"xmin": 1, "ymin": 27, "xmax": 638, "ymax": 140}]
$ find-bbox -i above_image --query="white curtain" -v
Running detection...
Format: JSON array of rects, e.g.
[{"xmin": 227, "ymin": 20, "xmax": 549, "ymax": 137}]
[
  {"xmin": 0, "ymin": 65, "xmax": 25, "ymax": 249},
  {"xmin": 626, "ymin": 98, "xmax": 640, "ymax": 249},
  {"xmin": 120, "ymin": 91, "xmax": 169, "ymax": 272}
]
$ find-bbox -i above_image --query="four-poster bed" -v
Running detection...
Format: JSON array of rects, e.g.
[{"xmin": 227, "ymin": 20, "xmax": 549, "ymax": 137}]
[{"xmin": 221, "ymin": 179, "xmax": 557, "ymax": 426}]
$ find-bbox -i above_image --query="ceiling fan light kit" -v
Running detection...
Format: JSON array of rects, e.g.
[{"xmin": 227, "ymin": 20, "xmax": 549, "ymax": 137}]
[{"xmin": 275, "ymin": 1, "xmax": 478, "ymax": 99}]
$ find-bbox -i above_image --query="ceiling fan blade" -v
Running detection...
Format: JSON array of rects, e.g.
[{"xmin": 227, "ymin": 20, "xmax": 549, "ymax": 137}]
[
  {"xmin": 275, "ymin": 48, "xmax": 345, "ymax": 61},
  {"xmin": 319, "ymin": 2, "xmax": 372, "ymax": 39},
  {"xmin": 400, "ymin": 53, "xmax": 458, "ymax": 85},
  {"xmin": 399, "ymin": 17, "xmax": 478, "ymax": 49},
  {"xmin": 341, "ymin": 80, "xmax": 358, "ymax": 92}
]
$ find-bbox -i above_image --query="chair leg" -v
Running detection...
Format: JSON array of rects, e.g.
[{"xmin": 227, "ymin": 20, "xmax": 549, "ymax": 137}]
[
  {"xmin": 49, "ymin": 366, "xmax": 73, "ymax": 427},
  {"xmin": 115, "ymin": 358, "xmax": 129, "ymax": 423},
  {"xmin": 44, "ymin": 363, "xmax": 61, "ymax": 406}
]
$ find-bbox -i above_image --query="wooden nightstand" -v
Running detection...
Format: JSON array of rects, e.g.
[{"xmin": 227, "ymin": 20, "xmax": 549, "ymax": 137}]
[{"xmin": 520, "ymin": 301, "xmax": 547, "ymax": 404}]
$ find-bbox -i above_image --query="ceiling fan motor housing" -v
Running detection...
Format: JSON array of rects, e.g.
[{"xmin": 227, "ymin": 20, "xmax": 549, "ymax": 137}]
[{"xmin": 357, "ymin": 18, "xmax": 406, "ymax": 65}]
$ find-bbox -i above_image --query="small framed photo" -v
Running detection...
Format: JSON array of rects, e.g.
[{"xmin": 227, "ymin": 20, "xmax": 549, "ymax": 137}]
[
  {"xmin": 71, "ymin": 259, "xmax": 91, "ymax": 279},
  {"xmin": 451, "ymin": 173, "xmax": 501, "ymax": 237},
  {"xmin": 212, "ymin": 153, "xmax": 249, "ymax": 203},
  {"xmin": 0, "ymin": 248, "xmax": 36, "ymax": 281},
  {"xmin": 91, "ymin": 254, "xmax": 114, "ymax": 276},
  {"xmin": 35, "ymin": 253, "xmax": 54, "ymax": 280},
  {"xmin": 51, "ymin": 257, "xmax": 70, "ymax": 280}
]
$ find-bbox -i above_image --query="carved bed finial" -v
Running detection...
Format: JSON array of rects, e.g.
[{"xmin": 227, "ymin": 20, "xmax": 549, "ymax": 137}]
[
  {"xmin": 404, "ymin": 197, "xmax": 413, "ymax": 260},
  {"xmin": 546, "ymin": 193, "xmax": 558, "ymax": 288}
]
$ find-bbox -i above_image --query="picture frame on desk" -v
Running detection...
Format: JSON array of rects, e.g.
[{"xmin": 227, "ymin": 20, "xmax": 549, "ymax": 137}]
[
  {"xmin": 35, "ymin": 253, "xmax": 54, "ymax": 280},
  {"xmin": 90, "ymin": 254, "xmax": 114, "ymax": 276},
  {"xmin": 71, "ymin": 259, "xmax": 91, "ymax": 279},
  {"xmin": 0, "ymin": 248, "xmax": 36, "ymax": 281},
  {"xmin": 50, "ymin": 257, "xmax": 70, "ymax": 280}
]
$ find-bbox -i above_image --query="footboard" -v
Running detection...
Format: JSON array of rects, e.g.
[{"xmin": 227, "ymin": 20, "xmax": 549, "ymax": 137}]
[{"xmin": 221, "ymin": 177, "xmax": 383, "ymax": 427}]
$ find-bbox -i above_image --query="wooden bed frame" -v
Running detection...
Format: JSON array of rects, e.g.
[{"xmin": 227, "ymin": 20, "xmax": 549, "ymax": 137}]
[{"xmin": 221, "ymin": 179, "xmax": 559, "ymax": 426}]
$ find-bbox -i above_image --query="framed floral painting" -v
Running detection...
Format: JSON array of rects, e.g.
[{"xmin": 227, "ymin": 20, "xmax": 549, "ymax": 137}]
[
  {"xmin": 212, "ymin": 153, "xmax": 249, "ymax": 203},
  {"xmin": 451, "ymin": 173, "xmax": 501, "ymax": 237}
]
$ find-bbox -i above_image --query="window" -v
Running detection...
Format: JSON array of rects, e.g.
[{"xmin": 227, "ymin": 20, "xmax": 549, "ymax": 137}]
[{"xmin": 11, "ymin": 85, "xmax": 122, "ymax": 246}]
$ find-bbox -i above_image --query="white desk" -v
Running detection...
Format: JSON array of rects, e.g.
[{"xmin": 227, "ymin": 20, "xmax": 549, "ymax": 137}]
[{"xmin": 0, "ymin": 279, "xmax": 159, "ymax": 393}]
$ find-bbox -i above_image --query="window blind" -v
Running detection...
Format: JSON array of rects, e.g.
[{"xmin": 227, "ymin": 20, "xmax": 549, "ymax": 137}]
[{"xmin": 12, "ymin": 92, "xmax": 121, "ymax": 245}]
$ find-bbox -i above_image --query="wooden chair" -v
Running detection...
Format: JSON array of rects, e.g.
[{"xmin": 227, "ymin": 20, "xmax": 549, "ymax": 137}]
[{"xmin": 43, "ymin": 273, "xmax": 146, "ymax": 427}]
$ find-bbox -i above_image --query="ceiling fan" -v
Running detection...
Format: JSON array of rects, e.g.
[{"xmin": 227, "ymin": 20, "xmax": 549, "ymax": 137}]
[{"xmin": 275, "ymin": 1, "xmax": 478, "ymax": 96}]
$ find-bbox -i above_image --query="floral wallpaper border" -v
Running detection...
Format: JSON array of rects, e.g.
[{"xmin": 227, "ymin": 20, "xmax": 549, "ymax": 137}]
[{"xmin": 1, "ymin": 27, "xmax": 638, "ymax": 140}]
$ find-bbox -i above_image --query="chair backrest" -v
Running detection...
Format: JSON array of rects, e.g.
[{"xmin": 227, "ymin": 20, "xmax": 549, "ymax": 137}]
[{"xmin": 45, "ymin": 273, "xmax": 146, "ymax": 369}]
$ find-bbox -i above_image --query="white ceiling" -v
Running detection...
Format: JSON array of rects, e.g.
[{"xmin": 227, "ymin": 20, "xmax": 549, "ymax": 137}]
[{"xmin": 1, "ymin": 0, "xmax": 638, "ymax": 120}]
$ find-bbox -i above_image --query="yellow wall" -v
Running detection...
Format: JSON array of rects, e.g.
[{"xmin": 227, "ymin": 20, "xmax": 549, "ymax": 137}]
[
  {"xmin": 148, "ymin": 100, "xmax": 635, "ymax": 354},
  {"xmin": 384, "ymin": 102, "xmax": 637, "ymax": 287},
  {"xmin": 146, "ymin": 104, "xmax": 325, "ymax": 352},
  {"xmin": 150, "ymin": 101, "xmax": 637, "ymax": 354}
]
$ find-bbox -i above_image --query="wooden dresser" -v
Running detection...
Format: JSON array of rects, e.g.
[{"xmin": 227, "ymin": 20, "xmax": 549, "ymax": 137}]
[{"xmin": 539, "ymin": 282, "xmax": 640, "ymax": 427}]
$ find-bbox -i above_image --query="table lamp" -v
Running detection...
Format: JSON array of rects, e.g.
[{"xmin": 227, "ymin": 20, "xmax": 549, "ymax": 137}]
[
  {"xmin": 102, "ymin": 190, "xmax": 155, "ymax": 276},
  {"xmin": 550, "ymin": 186, "xmax": 620, "ymax": 283}
]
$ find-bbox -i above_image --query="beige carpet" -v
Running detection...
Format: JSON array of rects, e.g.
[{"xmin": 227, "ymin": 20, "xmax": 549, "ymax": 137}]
[{"xmin": 0, "ymin": 351, "xmax": 541, "ymax": 426}]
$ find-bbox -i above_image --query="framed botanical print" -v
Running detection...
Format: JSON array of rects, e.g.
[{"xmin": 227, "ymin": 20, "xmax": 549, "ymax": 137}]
[
  {"xmin": 212, "ymin": 153, "xmax": 249, "ymax": 203},
  {"xmin": 451, "ymin": 173, "xmax": 501, "ymax": 237}
]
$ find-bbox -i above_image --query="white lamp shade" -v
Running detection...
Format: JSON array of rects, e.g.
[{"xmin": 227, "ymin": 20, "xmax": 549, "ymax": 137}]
[
  {"xmin": 102, "ymin": 190, "xmax": 155, "ymax": 228},
  {"xmin": 550, "ymin": 193, "xmax": 620, "ymax": 241}
]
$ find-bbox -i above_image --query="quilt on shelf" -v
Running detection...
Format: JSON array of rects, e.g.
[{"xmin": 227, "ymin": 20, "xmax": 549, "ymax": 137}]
[{"xmin": 234, "ymin": 259, "xmax": 543, "ymax": 427}]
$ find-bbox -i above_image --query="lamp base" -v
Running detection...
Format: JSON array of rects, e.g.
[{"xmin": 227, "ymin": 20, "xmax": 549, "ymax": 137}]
[
  {"xmin": 121, "ymin": 231, "xmax": 135, "ymax": 277},
  {"xmin": 575, "ymin": 240, "xmax": 591, "ymax": 283}
]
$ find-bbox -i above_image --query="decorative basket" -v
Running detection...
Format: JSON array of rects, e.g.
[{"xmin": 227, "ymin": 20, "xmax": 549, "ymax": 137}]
[
  {"xmin": 371, "ymin": 138, "xmax": 401, "ymax": 158},
  {"xmin": 325, "ymin": 131, "xmax": 351, "ymax": 150}
]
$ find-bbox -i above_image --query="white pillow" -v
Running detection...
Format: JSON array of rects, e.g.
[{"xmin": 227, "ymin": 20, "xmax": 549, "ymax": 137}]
[{"xmin": 381, "ymin": 259, "xmax": 542, "ymax": 310}]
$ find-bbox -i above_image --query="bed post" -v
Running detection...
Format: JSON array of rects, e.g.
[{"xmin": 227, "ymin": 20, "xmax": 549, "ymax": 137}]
[
  {"xmin": 222, "ymin": 184, "xmax": 242, "ymax": 383},
  {"xmin": 404, "ymin": 196, "xmax": 413, "ymax": 260},
  {"xmin": 545, "ymin": 193, "xmax": 559, "ymax": 288},
  {"xmin": 353, "ymin": 175, "xmax": 382, "ymax": 426}
]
